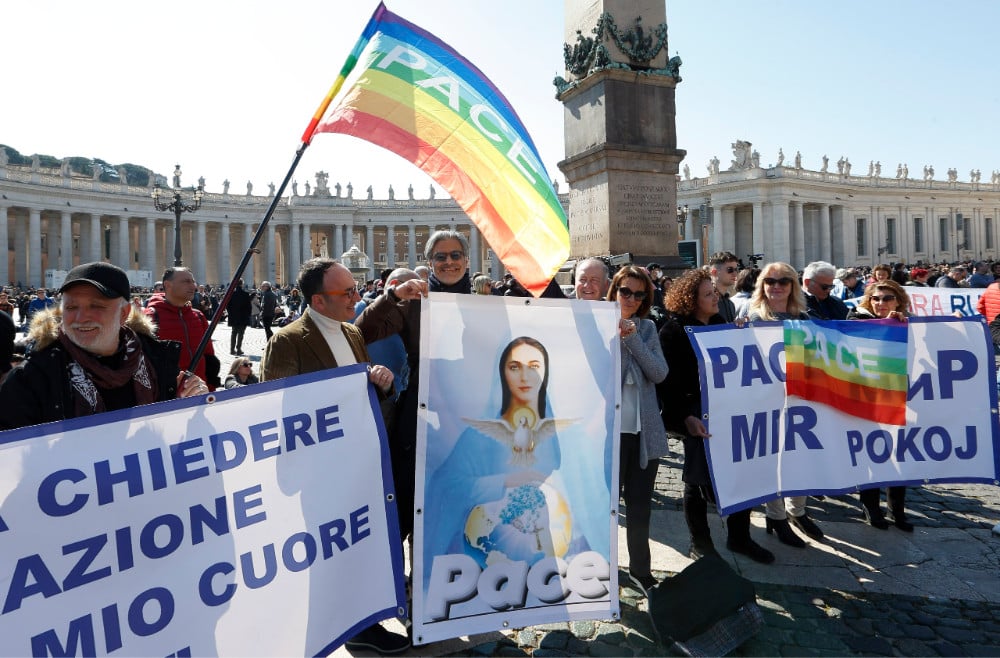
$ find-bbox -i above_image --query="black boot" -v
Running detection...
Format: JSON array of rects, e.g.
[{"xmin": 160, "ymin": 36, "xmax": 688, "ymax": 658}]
[
  {"xmin": 790, "ymin": 513, "xmax": 824, "ymax": 539},
  {"xmin": 683, "ymin": 485, "xmax": 717, "ymax": 559},
  {"xmin": 726, "ymin": 511, "xmax": 774, "ymax": 564},
  {"xmin": 765, "ymin": 517, "xmax": 806, "ymax": 548},
  {"xmin": 860, "ymin": 488, "xmax": 889, "ymax": 529},
  {"xmin": 887, "ymin": 486, "xmax": 913, "ymax": 532}
]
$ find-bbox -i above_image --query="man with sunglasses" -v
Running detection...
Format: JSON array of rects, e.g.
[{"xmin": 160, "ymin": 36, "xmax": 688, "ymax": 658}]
[
  {"xmin": 708, "ymin": 251, "xmax": 740, "ymax": 322},
  {"xmin": 803, "ymin": 261, "xmax": 849, "ymax": 320},
  {"xmin": 260, "ymin": 257, "xmax": 406, "ymax": 655},
  {"xmin": 356, "ymin": 231, "xmax": 470, "ymax": 545}
]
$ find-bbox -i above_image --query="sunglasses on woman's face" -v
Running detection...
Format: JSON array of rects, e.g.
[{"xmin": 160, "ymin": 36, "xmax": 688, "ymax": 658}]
[
  {"xmin": 870, "ymin": 294, "xmax": 897, "ymax": 303},
  {"xmin": 763, "ymin": 277, "xmax": 793, "ymax": 287},
  {"xmin": 617, "ymin": 286, "xmax": 647, "ymax": 301}
]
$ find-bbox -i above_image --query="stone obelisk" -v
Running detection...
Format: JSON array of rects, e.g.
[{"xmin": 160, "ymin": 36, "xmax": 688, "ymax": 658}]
[{"xmin": 556, "ymin": 0, "xmax": 687, "ymax": 268}]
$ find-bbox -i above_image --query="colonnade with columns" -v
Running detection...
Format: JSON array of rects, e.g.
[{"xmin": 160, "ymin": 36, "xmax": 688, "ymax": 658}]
[
  {"xmin": 680, "ymin": 169, "xmax": 1000, "ymax": 269},
  {"xmin": 0, "ymin": 177, "xmax": 502, "ymax": 289}
]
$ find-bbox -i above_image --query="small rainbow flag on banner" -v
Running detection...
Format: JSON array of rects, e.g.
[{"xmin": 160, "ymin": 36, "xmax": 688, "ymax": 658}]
[
  {"xmin": 784, "ymin": 319, "xmax": 909, "ymax": 425},
  {"xmin": 301, "ymin": 2, "xmax": 569, "ymax": 297}
]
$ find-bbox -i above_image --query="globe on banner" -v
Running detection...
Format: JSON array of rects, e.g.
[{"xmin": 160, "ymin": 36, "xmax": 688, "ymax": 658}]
[{"xmin": 464, "ymin": 483, "xmax": 572, "ymax": 566}]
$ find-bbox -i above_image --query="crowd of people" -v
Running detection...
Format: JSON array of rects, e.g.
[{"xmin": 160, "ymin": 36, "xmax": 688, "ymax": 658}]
[{"xmin": 1, "ymin": 246, "xmax": 998, "ymax": 655}]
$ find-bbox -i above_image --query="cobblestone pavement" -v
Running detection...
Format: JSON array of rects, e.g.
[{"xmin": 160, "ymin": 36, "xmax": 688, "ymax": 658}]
[{"xmin": 208, "ymin": 326, "xmax": 1000, "ymax": 657}]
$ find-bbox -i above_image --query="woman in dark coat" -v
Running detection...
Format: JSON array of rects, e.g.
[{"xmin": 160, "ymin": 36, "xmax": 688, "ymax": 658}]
[
  {"xmin": 225, "ymin": 281, "xmax": 252, "ymax": 355},
  {"xmin": 847, "ymin": 280, "xmax": 914, "ymax": 532},
  {"xmin": 658, "ymin": 269, "xmax": 775, "ymax": 564}
]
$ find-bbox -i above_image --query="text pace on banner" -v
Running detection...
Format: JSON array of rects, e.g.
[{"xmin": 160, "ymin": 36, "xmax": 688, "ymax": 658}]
[
  {"xmin": 686, "ymin": 317, "xmax": 999, "ymax": 515},
  {"xmin": 0, "ymin": 364, "xmax": 405, "ymax": 657},
  {"xmin": 304, "ymin": 2, "xmax": 570, "ymax": 297},
  {"xmin": 413, "ymin": 293, "xmax": 620, "ymax": 644}
]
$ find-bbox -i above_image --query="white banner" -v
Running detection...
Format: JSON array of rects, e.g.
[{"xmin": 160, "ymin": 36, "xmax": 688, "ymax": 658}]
[
  {"xmin": 413, "ymin": 294, "xmax": 620, "ymax": 645},
  {"xmin": 0, "ymin": 364, "xmax": 405, "ymax": 657},
  {"xmin": 687, "ymin": 317, "xmax": 1000, "ymax": 515},
  {"xmin": 845, "ymin": 287, "xmax": 984, "ymax": 316}
]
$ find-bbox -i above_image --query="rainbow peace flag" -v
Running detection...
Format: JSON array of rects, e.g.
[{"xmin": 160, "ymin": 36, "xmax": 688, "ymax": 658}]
[
  {"xmin": 784, "ymin": 319, "xmax": 909, "ymax": 425},
  {"xmin": 302, "ymin": 2, "xmax": 569, "ymax": 297}
]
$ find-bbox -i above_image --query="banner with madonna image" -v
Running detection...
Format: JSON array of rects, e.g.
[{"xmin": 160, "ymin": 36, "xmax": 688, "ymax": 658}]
[{"xmin": 413, "ymin": 293, "xmax": 621, "ymax": 645}]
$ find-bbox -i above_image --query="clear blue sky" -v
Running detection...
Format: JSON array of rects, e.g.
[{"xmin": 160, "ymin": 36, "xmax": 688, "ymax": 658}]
[{"xmin": 3, "ymin": 1, "xmax": 997, "ymax": 196}]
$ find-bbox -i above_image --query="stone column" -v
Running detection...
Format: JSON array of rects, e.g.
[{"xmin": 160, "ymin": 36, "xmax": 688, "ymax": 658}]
[
  {"xmin": 772, "ymin": 201, "xmax": 791, "ymax": 264},
  {"xmin": 752, "ymin": 201, "xmax": 765, "ymax": 257},
  {"xmin": 61, "ymin": 211, "xmax": 73, "ymax": 270},
  {"xmin": 88, "ymin": 215, "xmax": 101, "ymax": 264},
  {"xmin": 818, "ymin": 204, "xmax": 832, "ymax": 264},
  {"xmin": 792, "ymin": 201, "xmax": 805, "ymax": 268},
  {"xmin": 714, "ymin": 205, "xmax": 733, "ymax": 256},
  {"xmin": 47, "ymin": 215, "xmax": 60, "ymax": 270},
  {"xmin": 218, "ymin": 221, "xmax": 231, "ymax": 284},
  {"xmin": 13, "ymin": 212, "xmax": 27, "ymax": 285},
  {"xmin": 29, "ymin": 209, "xmax": 42, "ymax": 287},
  {"xmin": 195, "ymin": 220, "xmax": 208, "ymax": 283},
  {"xmin": 143, "ymin": 218, "xmax": 156, "ymax": 277},
  {"xmin": 366, "ymin": 224, "xmax": 375, "ymax": 279},
  {"xmin": 386, "ymin": 224, "xmax": 396, "ymax": 269},
  {"xmin": 0, "ymin": 205, "xmax": 8, "ymax": 285},
  {"xmin": 118, "ymin": 216, "xmax": 131, "ymax": 269},
  {"xmin": 469, "ymin": 224, "xmax": 480, "ymax": 273},
  {"xmin": 334, "ymin": 223, "xmax": 344, "ymax": 258},
  {"xmin": 300, "ymin": 223, "xmax": 311, "ymax": 262},
  {"xmin": 266, "ymin": 222, "xmax": 276, "ymax": 284},
  {"xmin": 289, "ymin": 220, "xmax": 300, "ymax": 279},
  {"xmin": 407, "ymin": 224, "xmax": 417, "ymax": 267}
]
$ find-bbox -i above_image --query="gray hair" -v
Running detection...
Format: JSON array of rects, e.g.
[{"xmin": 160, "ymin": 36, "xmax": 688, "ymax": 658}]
[
  {"xmin": 803, "ymin": 261, "xmax": 836, "ymax": 281},
  {"xmin": 574, "ymin": 257, "xmax": 609, "ymax": 282},
  {"xmin": 424, "ymin": 230, "xmax": 469, "ymax": 260}
]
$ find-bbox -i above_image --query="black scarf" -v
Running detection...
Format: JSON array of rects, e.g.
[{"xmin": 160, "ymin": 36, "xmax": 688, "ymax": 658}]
[
  {"xmin": 58, "ymin": 327, "xmax": 158, "ymax": 416},
  {"xmin": 429, "ymin": 271, "xmax": 472, "ymax": 294}
]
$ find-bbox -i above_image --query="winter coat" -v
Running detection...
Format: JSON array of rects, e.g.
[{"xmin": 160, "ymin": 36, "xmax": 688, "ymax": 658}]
[{"xmin": 0, "ymin": 309, "xmax": 181, "ymax": 430}]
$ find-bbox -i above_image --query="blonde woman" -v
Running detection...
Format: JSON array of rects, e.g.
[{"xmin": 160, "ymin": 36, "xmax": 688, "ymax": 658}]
[
  {"xmin": 740, "ymin": 261, "xmax": 811, "ymax": 322},
  {"xmin": 741, "ymin": 261, "xmax": 823, "ymax": 548},
  {"xmin": 472, "ymin": 274, "xmax": 494, "ymax": 295}
]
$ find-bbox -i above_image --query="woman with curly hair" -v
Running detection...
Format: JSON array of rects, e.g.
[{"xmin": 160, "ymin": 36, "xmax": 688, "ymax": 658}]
[
  {"xmin": 607, "ymin": 265, "xmax": 669, "ymax": 593},
  {"xmin": 658, "ymin": 269, "xmax": 774, "ymax": 563},
  {"xmin": 847, "ymin": 279, "xmax": 914, "ymax": 531},
  {"xmin": 741, "ymin": 261, "xmax": 824, "ymax": 548}
]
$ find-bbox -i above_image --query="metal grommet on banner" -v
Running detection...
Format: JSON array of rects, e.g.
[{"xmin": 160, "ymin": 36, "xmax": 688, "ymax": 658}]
[
  {"xmin": 612, "ymin": 611, "xmax": 620, "ymax": 620},
  {"xmin": 386, "ymin": 493, "xmax": 395, "ymax": 503},
  {"xmin": 611, "ymin": 509, "xmax": 617, "ymax": 517},
  {"xmin": 524, "ymin": 299, "xmax": 531, "ymax": 305},
  {"xmin": 501, "ymin": 620, "xmax": 510, "ymax": 628},
  {"xmin": 419, "ymin": 402, "xmax": 427, "ymax": 409},
  {"xmin": 415, "ymin": 507, "xmax": 422, "ymax": 515},
  {"xmin": 397, "ymin": 606, "xmax": 406, "ymax": 617},
  {"xmin": 205, "ymin": 394, "xmax": 217, "ymax": 404}
]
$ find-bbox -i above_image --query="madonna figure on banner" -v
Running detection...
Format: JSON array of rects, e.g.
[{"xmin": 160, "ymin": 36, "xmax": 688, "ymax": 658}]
[{"xmin": 422, "ymin": 337, "xmax": 594, "ymax": 584}]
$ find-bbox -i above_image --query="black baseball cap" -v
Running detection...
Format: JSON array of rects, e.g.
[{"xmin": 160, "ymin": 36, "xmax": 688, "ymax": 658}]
[{"xmin": 59, "ymin": 262, "xmax": 131, "ymax": 300}]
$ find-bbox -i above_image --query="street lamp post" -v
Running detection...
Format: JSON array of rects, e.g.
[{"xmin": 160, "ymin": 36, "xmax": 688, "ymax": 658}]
[{"xmin": 152, "ymin": 164, "xmax": 204, "ymax": 266}]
